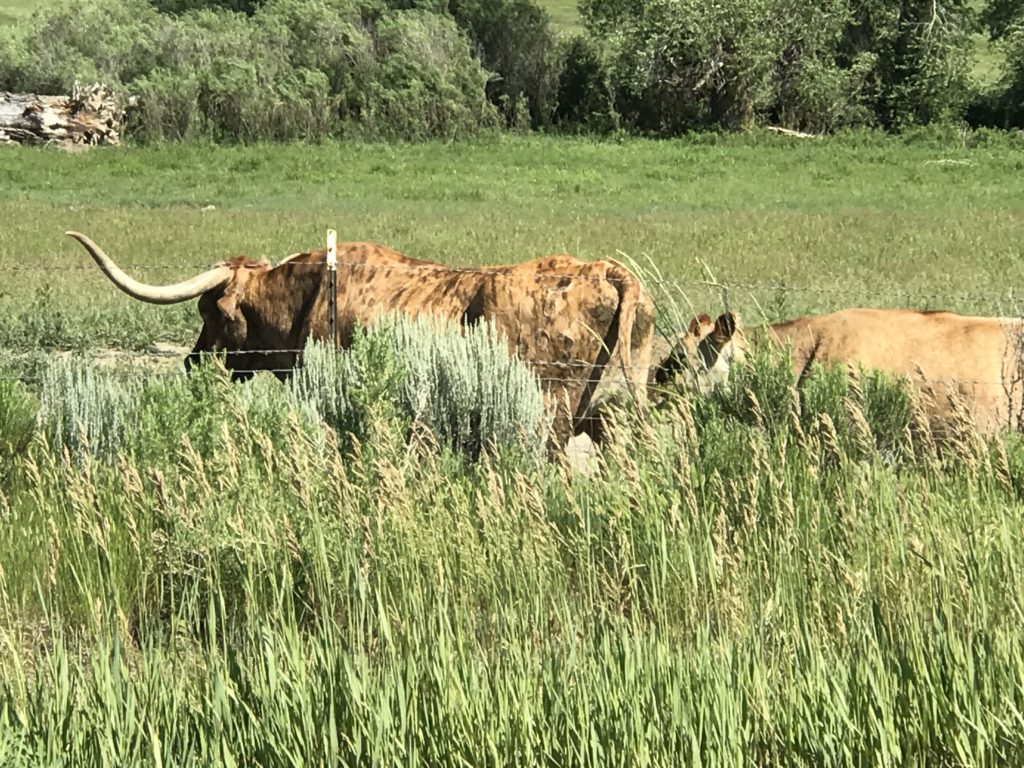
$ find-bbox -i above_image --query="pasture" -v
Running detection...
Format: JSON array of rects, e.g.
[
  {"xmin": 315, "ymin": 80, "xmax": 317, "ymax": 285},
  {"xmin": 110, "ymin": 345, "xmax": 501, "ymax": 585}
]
[
  {"xmin": 4, "ymin": 133, "xmax": 1024, "ymax": 764},
  {"xmin": 4, "ymin": 132, "xmax": 1024, "ymax": 355},
  {"xmin": 0, "ymin": 0, "xmax": 38, "ymax": 25}
]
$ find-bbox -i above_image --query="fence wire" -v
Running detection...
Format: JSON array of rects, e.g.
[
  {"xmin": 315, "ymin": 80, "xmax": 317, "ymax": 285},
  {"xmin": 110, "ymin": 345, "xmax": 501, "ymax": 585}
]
[
  {"xmin": 3, "ymin": 255, "xmax": 1024, "ymax": 390},
  {"xmin": 4, "ymin": 253, "xmax": 1024, "ymax": 307}
]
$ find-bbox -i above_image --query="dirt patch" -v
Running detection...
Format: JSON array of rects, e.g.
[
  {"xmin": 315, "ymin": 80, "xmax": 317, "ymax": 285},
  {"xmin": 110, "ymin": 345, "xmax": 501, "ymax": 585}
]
[{"xmin": 91, "ymin": 342, "xmax": 191, "ymax": 373}]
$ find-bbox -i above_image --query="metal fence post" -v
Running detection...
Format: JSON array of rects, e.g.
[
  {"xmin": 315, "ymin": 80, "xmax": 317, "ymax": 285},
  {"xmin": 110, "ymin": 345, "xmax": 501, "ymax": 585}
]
[{"xmin": 327, "ymin": 228, "xmax": 337, "ymax": 348}]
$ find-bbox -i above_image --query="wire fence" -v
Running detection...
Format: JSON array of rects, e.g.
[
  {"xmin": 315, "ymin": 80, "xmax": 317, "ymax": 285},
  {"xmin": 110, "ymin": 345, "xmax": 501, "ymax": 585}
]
[
  {"xmin": 5, "ymin": 254, "xmax": 1024, "ymax": 307},
  {"xmin": 4, "ymin": 254, "xmax": 1024, "ymax": 390}
]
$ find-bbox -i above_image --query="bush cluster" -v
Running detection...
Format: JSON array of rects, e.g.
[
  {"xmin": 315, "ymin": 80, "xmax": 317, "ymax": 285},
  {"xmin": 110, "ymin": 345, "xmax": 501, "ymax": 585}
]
[
  {"xmin": 1, "ymin": 0, "xmax": 1023, "ymax": 139},
  {"xmin": 0, "ymin": 0, "xmax": 500, "ymax": 141},
  {"xmin": 31, "ymin": 312, "xmax": 551, "ymax": 463}
]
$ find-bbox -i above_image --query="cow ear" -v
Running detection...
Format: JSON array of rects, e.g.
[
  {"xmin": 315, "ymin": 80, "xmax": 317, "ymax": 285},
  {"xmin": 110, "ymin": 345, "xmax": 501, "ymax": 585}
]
[
  {"xmin": 713, "ymin": 312, "xmax": 739, "ymax": 340},
  {"xmin": 688, "ymin": 313, "xmax": 714, "ymax": 338},
  {"xmin": 216, "ymin": 292, "xmax": 240, "ymax": 321}
]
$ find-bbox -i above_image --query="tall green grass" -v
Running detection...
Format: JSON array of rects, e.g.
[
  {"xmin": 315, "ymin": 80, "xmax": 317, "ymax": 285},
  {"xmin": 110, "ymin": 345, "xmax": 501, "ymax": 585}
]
[{"xmin": 3, "ymin": 338, "xmax": 1024, "ymax": 764}]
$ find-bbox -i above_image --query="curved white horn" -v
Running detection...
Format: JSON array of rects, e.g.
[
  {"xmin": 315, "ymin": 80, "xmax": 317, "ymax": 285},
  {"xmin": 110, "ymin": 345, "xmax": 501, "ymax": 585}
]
[{"xmin": 66, "ymin": 231, "xmax": 233, "ymax": 305}]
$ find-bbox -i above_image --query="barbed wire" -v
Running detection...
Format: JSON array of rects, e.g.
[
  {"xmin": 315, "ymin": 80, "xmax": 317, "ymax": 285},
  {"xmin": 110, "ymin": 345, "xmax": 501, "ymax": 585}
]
[
  {"xmin": 3, "ymin": 260, "xmax": 1023, "ymax": 311},
  {"xmin": 0, "ymin": 356, "xmax": 664, "ymax": 380},
  {"xmin": 4, "ymin": 253, "xmax": 1024, "ymax": 391}
]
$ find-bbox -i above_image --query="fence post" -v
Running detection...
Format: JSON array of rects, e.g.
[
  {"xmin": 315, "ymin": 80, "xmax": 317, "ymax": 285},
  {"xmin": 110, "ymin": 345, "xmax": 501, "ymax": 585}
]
[{"xmin": 327, "ymin": 228, "xmax": 337, "ymax": 348}]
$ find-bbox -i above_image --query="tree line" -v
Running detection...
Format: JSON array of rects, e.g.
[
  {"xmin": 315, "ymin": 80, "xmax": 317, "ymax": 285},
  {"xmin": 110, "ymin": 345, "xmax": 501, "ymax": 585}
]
[{"xmin": 0, "ymin": 0, "xmax": 1022, "ymax": 141}]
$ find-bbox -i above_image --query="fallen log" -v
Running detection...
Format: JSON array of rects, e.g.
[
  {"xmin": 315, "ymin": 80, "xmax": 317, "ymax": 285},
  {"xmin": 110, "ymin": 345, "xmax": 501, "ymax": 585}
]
[
  {"xmin": 766, "ymin": 125, "xmax": 821, "ymax": 140},
  {"xmin": 0, "ymin": 82, "xmax": 126, "ymax": 149}
]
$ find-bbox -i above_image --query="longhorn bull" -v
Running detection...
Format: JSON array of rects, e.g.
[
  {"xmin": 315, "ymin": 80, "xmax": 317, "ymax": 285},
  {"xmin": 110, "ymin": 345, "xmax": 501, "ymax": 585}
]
[{"xmin": 66, "ymin": 231, "xmax": 655, "ymax": 448}]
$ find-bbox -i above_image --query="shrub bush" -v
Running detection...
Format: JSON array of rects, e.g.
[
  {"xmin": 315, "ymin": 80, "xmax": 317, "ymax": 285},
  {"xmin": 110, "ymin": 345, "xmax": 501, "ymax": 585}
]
[
  {"xmin": 0, "ymin": 0, "xmax": 997, "ymax": 139},
  {"xmin": 0, "ymin": 0, "xmax": 162, "ymax": 95},
  {"xmin": 554, "ymin": 35, "xmax": 618, "ymax": 132},
  {"xmin": 0, "ymin": 0, "xmax": 498, "ymax": 141},
  {"xmin": 129, "ymin": 360, "xmax": 326, "ymax": 463},
  {"xmin": 978, "ymin": 15, "xmax": 1024, "ymax": 129},
  {"xmin": 449, "ymin": 0, "xmax": 561, "ymax": 127},
  {"xmin": 360, "ymin": 10, "xmax": 501, "ymax": 140},
  {"xmin": 254, "ymin": 0, "xmax": 377, "ymax": 122},
  {"xmin": 579, "ymin": 0, "xmax": 976, "ymax": 134},
  {"xmin": 37, "ymin": 358, "xmax": 143, "ymax": 460},
  {"xmin": 843, "ymin": 0, "xmax": 975, "ymax": 129},
  {"xmin": 35, "ymin": 314, "xmax": 549, "ymax": 463},
  {"xmin": 294, "ymin": 314, "xmax": 551, "ymax": 458}
]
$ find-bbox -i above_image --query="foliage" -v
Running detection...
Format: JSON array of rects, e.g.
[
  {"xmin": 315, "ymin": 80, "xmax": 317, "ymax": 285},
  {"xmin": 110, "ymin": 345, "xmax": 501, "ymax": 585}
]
[
  {"xmin": 980, "ymin": 0, "xmax": 1021, "ymax": 40},
  {"xmin": 588, "ymin": 0, "xmax": 779, "ymax": 132},
  {"xmin": 0, "ymin": 0, "xmax": 498, "ymax": 141},
  {"xmin": 0, "ymin": 0, "xmax": 1002, "ymax": 137},
  {"xmin": 978, "ymin": 13, "xmax": 1024, "ymax": 128},
  {"xmin": 254, "ymin": 0, "xmax": 378, "ymax": 122},
  {"xmin": 359, "ymin": 9, "xmax": 501, "ymax": 140},
  {"xmin": 842, "ymin": 0, "xmax": 976, "ymax": 129},
  {"xmin": 553, "ymin": 34, "xmax": 619, "ymax": 131},
  {"xmin": 577, "ymin": 0, "xmax": 976, "ymax": 133},
  {"xmin": 294, "ymin": 314, "xmax": 551, "ymax": 458},
  {"xmin": 0, "ymin": 0, "xmax": 163, "ymax": 96},
  {"xmin": 449, "ymin": 0, "xmax": 562, "ymax": 127},
  {"xmin": 34, "ymin": 313, "xmax": 549, "ymax": 462},
  {"xmin": 36, "ymin": 357, "xmax": 142, "ymax": 460},
  {"xmin": 289, "ymin": 323, "xmax": 410, "ymax": 449}
]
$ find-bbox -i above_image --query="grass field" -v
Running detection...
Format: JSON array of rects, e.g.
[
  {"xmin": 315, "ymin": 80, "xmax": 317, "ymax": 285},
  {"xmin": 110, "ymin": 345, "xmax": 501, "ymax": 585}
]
[
  {"xmin": 5, "ymin": 133, "xmax": 1024, "ymax": 763},
  {"xmin": 0, "ymin": 0, "xmax": 39, "ymax": 26},
  {"xmin": 2, "ymin": 132, "xmax": 1024, "ymax": 355},
  {"xmin": 540, "ymin": 0, "xmax": 581, "ymax": 32}
]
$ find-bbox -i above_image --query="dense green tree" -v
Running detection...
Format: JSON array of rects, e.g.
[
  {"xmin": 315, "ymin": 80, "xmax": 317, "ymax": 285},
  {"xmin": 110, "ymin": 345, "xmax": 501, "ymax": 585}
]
[
  {"xmin": 449, "ymin": 0, "xmax": 561, "ymax": 126},
  {"xmin": 840, "ymin": 0, "xmax": 974, "ymax": 127},
  {"xmin": 575, "ymin": 0, "xmax": 975, "ymax": 133},
  {"xmin": 980, "ymin": 0, "xmax": 1023, "ymax": 39},
  {"xmin": 553, "ymin": 35, "xmax": 618, "ymax": 131},
  {"xmin": 981, "ymin": 6, "xmax": 1024, "ymax": 126}
]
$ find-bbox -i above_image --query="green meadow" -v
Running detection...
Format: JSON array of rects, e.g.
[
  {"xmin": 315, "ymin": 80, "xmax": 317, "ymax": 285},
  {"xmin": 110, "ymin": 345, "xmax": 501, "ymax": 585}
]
[
  {"xmin": 4, "ymin": 132, "xmax": 1024, "ymax": 355},
  {"xmin": 4, "ymin": 132, "xmax": 1024, "ymax": 764},
  {"xmin": 0, "ymin": 0, "xmax": 38, "ymax": 25}
]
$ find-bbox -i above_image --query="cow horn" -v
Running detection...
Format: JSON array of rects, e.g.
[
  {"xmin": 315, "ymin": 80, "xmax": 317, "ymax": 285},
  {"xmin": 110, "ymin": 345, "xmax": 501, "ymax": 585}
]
[{"xmin": 66, "ymin": 231, "xmax": 233, "ymax": 305}]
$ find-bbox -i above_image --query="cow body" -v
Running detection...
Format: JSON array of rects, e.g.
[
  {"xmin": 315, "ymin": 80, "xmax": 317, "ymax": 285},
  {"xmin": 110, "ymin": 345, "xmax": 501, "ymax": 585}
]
[
  {"xmin": 659, "ymin": 308, "xmax": 1024, "ymax": 437},
  {"xmin": 69, "ymin": 233, "xmax": 655, "ymax": 450}
]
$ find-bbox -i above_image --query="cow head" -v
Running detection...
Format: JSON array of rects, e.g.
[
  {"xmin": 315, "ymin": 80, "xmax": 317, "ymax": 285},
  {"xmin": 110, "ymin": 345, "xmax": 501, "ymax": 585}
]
[
  {"xmin": 655, "ymin": 311, "xmax": 745, "ymax": 392},
  {"xmin": 67, "ymin": 231, "xmax": 300, "ymax": 381},
  {"xmin": 182, "ymin": 257, "xmax": 299, "ymax": 381}
]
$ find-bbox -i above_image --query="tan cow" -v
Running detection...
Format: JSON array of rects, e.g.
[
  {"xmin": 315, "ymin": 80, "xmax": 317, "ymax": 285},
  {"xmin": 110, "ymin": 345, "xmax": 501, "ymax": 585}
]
[
  {"xmin": 66, "ymin": 231, "xmax": 655, "ymax": 450},
  {"xmin": 657, "ymin": 307, "xmax": 1024, "ymax": 437}
]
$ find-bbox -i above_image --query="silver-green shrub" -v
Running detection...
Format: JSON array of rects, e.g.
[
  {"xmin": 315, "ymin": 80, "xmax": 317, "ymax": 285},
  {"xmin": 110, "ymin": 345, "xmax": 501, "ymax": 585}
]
[
  {"xmin": 36, "ymin": 357, "xmax": 143, "ymax": 460},
  {"xmin": 292, "ymin": 313, "xmax": 552, "ymax": 458}
]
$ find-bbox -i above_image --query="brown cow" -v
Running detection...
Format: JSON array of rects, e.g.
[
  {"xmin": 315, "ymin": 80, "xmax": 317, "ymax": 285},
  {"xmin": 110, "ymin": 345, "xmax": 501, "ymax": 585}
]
[
  {"xmin": 657, "ymin": 307, "xmax": 1024, "ymax": 437},
  {"xmin": 66, "ymin": 231, "xmax": 655, "ymax": 449}
]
